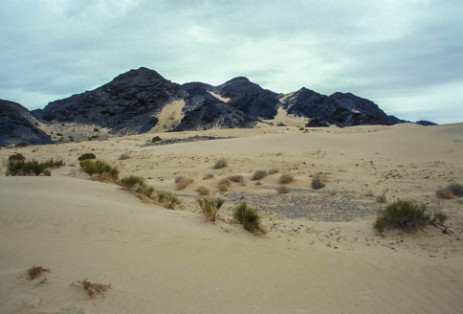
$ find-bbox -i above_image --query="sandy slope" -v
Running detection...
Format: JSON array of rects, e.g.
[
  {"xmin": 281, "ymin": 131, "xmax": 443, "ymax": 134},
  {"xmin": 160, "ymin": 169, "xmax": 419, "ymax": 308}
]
[{"xmin": 1, "ymin": 123, "xmax": 463, "ymax": 313}]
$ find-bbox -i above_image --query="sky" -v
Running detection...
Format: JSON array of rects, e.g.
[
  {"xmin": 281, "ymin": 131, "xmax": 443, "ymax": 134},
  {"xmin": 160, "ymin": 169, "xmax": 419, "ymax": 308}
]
[{"xmin": 1, "ymin": 0, "xmax": 462, "ymax": 123}]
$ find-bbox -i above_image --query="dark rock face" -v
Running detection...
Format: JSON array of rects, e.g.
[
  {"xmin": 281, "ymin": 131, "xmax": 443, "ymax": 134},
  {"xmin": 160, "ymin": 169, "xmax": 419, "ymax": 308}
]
[
  {"xmin": 34, "ymin": 67, "xmax": 180, "ymax": 134},
  {"xmin": 0, "ymin": 99, "xmax": 50, "ymax": 146},
  {"xmin": 283, "ymin": 88, "xmax": 401, "ymax": 127},
  {"xmin": 416, "ymin": 120, "xmax": 437, "ymax": 126}
]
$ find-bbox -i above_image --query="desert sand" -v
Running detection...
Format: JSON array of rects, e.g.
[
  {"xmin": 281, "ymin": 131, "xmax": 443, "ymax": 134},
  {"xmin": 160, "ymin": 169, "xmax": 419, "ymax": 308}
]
[{"xmin": 1, "ymin": 122, "xmax": 462, "ymax": 313}]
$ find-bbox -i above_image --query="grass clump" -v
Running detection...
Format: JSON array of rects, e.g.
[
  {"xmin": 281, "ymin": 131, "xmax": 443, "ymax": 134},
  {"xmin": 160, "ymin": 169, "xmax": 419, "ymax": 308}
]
[
  {"xmin": 78, "ymin": 153, "xmax": 96, "ymax": 161},
  {"xmin": 251, "ymin": 170, "xmax": 267, "ymax": 181},
  {"xmin": 233, "ymin": 202, "xmax": 265, "ymax": 234},
  {"xmin": 196, "ymin": 186, "xmax": 210, "ymax": 196},
  {"xmin": 213, "ymin": 158, "xmax": 227, "ymax": 170},
  {"xmin": 217, "ymin": 178, "xmax": 231, "ymax": 192},
  {"xmin": 119, "ymin": 153, "xmax": 130, "ymax": 160},
  {"xmin": 175, "ymin": 176, "xmax": 194, "ymax": 190},
  {"xmin": 373, "ymin": 200, "xmax": 446, "ymax": 233},
  {"xmin": 75, "ymin": 279, "xmax": 111, "ymax": 298},
  {"xmin": 9, "ymin": 153, "xmax": 25, "ymax": 161},
  {"xmin": 203, "ymin": 173, "xmax": 214, "ymax": 180},
  {"xmin": 156, "ymin": 191, "xmax": 182, "ymax": 209},
  {"xmin": 311, "ymin": 174, "xmax": 327, "ymax": 189},
  {"xmin": 436, "ymin": 183, "xmax": 463, "ymax": 199},
  {"xmin": 228, "ymin": 175, "xmax": 245, "ymax": 185},
  {"xmin": 268, "ymin": 168, "xmax": 279, "ymax": 175},
  {"xmin": 79, "ymin": 160, "xmax": 119, "ymax": 181},
  {"xmin": 120, "ymin": 176, "xmax": 146, "ymax": 190},
  {"xmin": 6, "ymin": 158, "xmax": 63, "ymax": 176},
  {"xmin": 197, "ymin": 197, "xmax": 224, "ymax": 222},
  {"xmin": 278, "ymin": 174, "xmax": 294, "ymax": 184},
  {"xmin": 27, "ymin": 265, "xmax": 50, "ymax": 280},
  {"xmin": 152, "ymin": 136, "xmax": 162, "ymax": 143},
  {"xmin": 276, "ymin": 185, "xmax": 290, "ymax": 194},
  {"xmin": 376, "ymin": 193, "xmax": 387, "ymax": 204}
]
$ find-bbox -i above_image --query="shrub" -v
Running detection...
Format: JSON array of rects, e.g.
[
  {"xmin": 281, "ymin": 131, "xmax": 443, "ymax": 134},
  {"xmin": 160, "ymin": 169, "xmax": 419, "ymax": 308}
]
[
  {"xmin": 8, "ymin": 153, "xmax": 25, "ymax": 161},
  {"xmin": 75, "ymin": 279, "xmax": 111, "ymax": 298},
  {"xmin": 228, "ymin": 175, "xmax": 245, "ymax": 185},
  {"xmin": 374, "ymin": 200, "xmax": 432, "ymax": 232},
  {"xmin": 152, "ymin": 136, "xmax": 162, "ymax": 143},
  {"xmin": 203, "ymin": 173, "xmax": 214, "ymax": 180},
  {"xmin": 175, "ymin": 176, "xmax": 193, "ymax": 190},
  {"xmin": 278, "ymin": 174, "xmax": 294, "ymax": 184},
  {"xmin": 251, "ymin": 170, "xmax": 267, "ymax": 181},
  {"xmin": 197, "ymin": 197, "xmax": 224, "ymax": 222},
  {"xmin": 276, "ymin": 185, "xmax": 290, "ymax": 194},
  {"xmin": 78, "ymin": 153, "xmax": 96, "ymax": 161},
  {"xmin": 42, "ymin": 158, "xmax": 65, "ymax": 168},
  {"xmin": 80, "ymin": 160, "xmax": 119, "ymax": 181},
  {"xmin": 213, "ymin": 158, "xmax": 227, "ymax": 169},
  {"xmin": 268, "ymin": 168, "xmax": 279, "ymax": 175},
  {"xmin": 196, "ymin": 186, "xmax": 210, "ymax": 196},
  {"xmin": 119, "ymin": 153, "xmax": 130, "ymax": 160},
  {"xmin": 120, "ymin": 176, "xmax": 146, "ymax": 190},
  {"xmin": 436, "ymin": 183, "xmax": 463, "ymax": 199},
  {"xmin": 376, "ymin": 193, "xmax": 387, "ymax": 204},
  {"xmin": 156, "ymin": 191, "xmax": 182, "ymax": 209},
  {"xmin": 433, "ymin": 211, "xmax": 448, "ymax": 225},
  {"xmin": 311, "ymin": 174, "xmax": 327, "ymax": 189},
  {"xmin": 6, "ymin": 159, "xmax": 60, "ymax": 176},
  {"xmin": 27, "ymin": 266, "xmax": 50, "ymax": 280},
  {"xmin": 217, "ymin": 178, "xmax": 231, "ymax": 192},
  {"xmin": 233, "ymin": 202, "xmax": 264, "ymax": 234}
]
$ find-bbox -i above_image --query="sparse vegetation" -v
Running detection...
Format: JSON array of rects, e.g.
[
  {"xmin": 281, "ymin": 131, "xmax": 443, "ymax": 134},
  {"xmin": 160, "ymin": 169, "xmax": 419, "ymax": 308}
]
[
  {"xmin": 203, "ymin": 173, "xmax": 214, "ymax": 180},
  {"xmin": 376, "ymin": 193, "xmax": 387, "ymax": 204},
  {"xmin": 27, "ymin": 266, "xmax": 50, "ymax": 280},
  {"xmin": 197, "ymin": 197, "xmax": 224, "ymax": 222},
  {"xmin": 268, "ymin": 168, "xmax": 279, "ymax": 175},
  {"xmin": 196, "ymin": 186, "xmax": 210, "ymax": 196},
  {"xmin": 6, "ymin": 158, "xmax": 64, "ymax": 176},
  {"xmin": 75, "ymin": 279, "xmax": 111, "ymax": 298},
  {"xmin": 276, "ymin": 185, "xmax": 290, "ymax": 194},
  {"xmin": 436, "ymin": 183, "xmax": 463, "ymax": 199},
  {"xmin": 8, "ymin": 153, "xmax": 25, "ymax": 161},
  {"xmin": 311, "ymin": 174, "xmax": 327, "ymax": 189},
  {"xmin": 119, "ymin": 153, "xmax": 130, "ymax": 160},
  {"xmin": 373, "ymin": 200, "xmax": 446, "ymax": 233},
  {"xmin": 233, "ymin": 202, "xmax": 265, "ymax": 234},
  {"xmin": 175, "ymin": 176, "xmax": 194, "ymax": 190},
  {"xmin": 155, "ymin": 191, "xmax": 182, "ymax": 209},
  {"xmin": 251, "ymin": 170, "xmax": 267, "ymax": 181},
  {"xmin": 120, "ymin": 176, "xmax": 146, "ymax": 190},
  {"xmin": 278, "ymin": 174, "xmax": 294, "ymax": 184},
  {"xmin": 79, "ymin": 160, "xmax": 119, "ymax": 181},
  {"xmin": 152, "ymin": 136, "xmax": 162, "ymax": 143},
  {"xmin": 78, "ymin": 153, "xmax": 96, "ymax": 161},
  {"xmin": 217, "ymin": 178, "xmax": 231, "ymax": 192},
  {"xmin": 213, "ymin": 158, "xmax": 227, "ymax": 170},
  {"xmin": 228, "ymin": 175, "xmax": 245, "ymax": 185}
]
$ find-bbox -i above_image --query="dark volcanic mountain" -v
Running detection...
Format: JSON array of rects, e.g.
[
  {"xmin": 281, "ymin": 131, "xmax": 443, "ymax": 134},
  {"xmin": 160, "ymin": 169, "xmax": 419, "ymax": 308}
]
[
  {"xmin": 2, "ymin": 66, "xmax": 404, "ymax": 145},
  {"xmin": 0, "ymin": 99, "xmax": 51, "ymax": 146},
  {"xmin": 34, "ymin": 67, "xmax": 180, "ymax": 134}
]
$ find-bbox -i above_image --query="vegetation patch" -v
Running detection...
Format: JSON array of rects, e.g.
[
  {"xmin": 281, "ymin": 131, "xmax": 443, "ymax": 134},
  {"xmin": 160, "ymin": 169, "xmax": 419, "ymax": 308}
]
[
  {"xmin": 120, "ymin": 176, "xmax": 146, "ymax": 190},
  {"xmin": 8, "ymin": 153, "xmax": 25, "ymax": 161},
  {"xmin": 217, "ymin": 178, "xmax": 231, "ymax": 192},
  {"xmin": 6, "ymin": 158, "xmax": 64, "ymax": 176},
  {"xmin": 213, "ymin": 158, "xmax": 227, "ymax": 170},
  {"xmin": 278, "ymin": 174, "xmax": 294, "ymax": 184},
  {"xmin": 268, "ymin": 168, "xmax": 279, "ymax": 175},
  {"xmin": 233, "ymin": 202, "xmax": 265, "ymax": 235},
  {"xmin": 374, "ymin": 200, "xmax": 447, "ymax": 233},
  {"xmin": 79, "ymin": 160, "xmax": 119, "ymax": 181},
  {"xmin": 75, "ymin": 279, "xmax": 111, "ymax": 298},
  {"xmin": 276, "ymin": 185, "xmax": 290, "ymax": 194},
  {"xmin": 175, "ymin": 176, "xmax": 194, "ymax": 190},
  {"xmin": 251, "ymin": 170, "xmax": 268, "ymax": 181},
  {"xmin": 27, "ymin": 265, "xmax": 50, "ymax": 280},
  {"xmin": 152, "ymin": 136, "xmax": 162, "ymax": 143},
  {"xmin": 197, "ymin": 197, "xmax": 224, "ymax": 222},
  {"xmin": 228, "ymin": 175, "xmax": 245, "ymax": 185},
  {"xmin": 78, "ymin": 153, "xmax": 96, "ymax": 161},
  {"xmin": 311, "ymin": 174, "xmax": 327, "ymax": 189},
  {"xmin": 196, "ymin": 186, "xmax": 210, "ymax": 196},
  {"xmin": 436, "ymin": 183, "xmax": 463, "ymax": 199}
]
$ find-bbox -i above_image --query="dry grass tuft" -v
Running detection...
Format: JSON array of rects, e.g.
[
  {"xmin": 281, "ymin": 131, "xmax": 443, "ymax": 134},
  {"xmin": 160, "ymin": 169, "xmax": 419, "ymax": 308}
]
[
  {"xmin": 196, "ymin": 186, "xmax": 210, "ymax": 196},
  {"xmin": 311, "ymin": 174, "xmax": 327, "ymax": 189},
  {"xmin": 276, "ymin": 185, "xmax": 290, "ymax": 194},
  {"xmin": 268, "ymin": 168, "xmax": 279, "ymax": 175},
  {"xmin": 217, "ymin": 178, "xmax": 231, "ymax": 192},
  {"xmin": 27, "ymin": 266, "xmax": 50, "ymax": 280},
  {"xmin": 228, "ymin": 175, "xmax": 245, "ymax": 185},
  {"xmin": 203, "ymin": 173, "xmax": 214, "ymax": 180},
  {"xmin": 197, "ymin": 197, "xmax": 224, "ymax": 222},
  {"xmin": 436, "ymin": 183, "xmax": 463, "ymax": 199},
  {"xmin": 278, "ymin": 174, "xmax": 294, "ymax": 184},
  {"xmin": 213, "ymin": 158, "xmax": 227, "ymax": 169},
  {"xmin": 175, "ymin": 176, "xmax": 194, "ymax": 190},
  {"xmin": 75, "ymin": 279, "xmax": 111, "ymax": 298},
  {"xmin": 251, "ymin": 170, "xmax": 268, "ymax": 181},
  {"xmin": 119, "ymin": 153, "xmax": 130, "ymax": 160}
]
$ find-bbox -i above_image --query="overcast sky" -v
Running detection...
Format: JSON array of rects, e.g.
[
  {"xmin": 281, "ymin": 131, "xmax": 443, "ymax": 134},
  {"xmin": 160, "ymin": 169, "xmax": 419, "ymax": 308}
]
[{"xmin": 1, "ymin": 0, "xmax": 462, "ymax": 123}]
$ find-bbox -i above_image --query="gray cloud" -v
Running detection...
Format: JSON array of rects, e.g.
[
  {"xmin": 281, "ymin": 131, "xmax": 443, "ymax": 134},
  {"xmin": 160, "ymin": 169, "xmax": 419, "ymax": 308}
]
[{"xmin": 1, "ymin": 0, "xmax": 462, "ymax": 123}]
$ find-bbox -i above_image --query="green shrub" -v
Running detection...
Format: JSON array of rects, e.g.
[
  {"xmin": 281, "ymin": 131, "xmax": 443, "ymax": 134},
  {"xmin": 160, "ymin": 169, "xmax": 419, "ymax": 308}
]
[
  {"xmin": 79, "ymin": 160, "xmax": 119, "ymax": 181},
  {"xmin": 233, "ymin": 202, "xmax": 264, "ymax": 234},
  {"xmin": 197, "ymin": 197, "xmax": 224, "ymax": 222},
  {"xmin": 6, "ymin": 159, "xmax": 61, "ymax": 176},
  {"xmin": 120, "ymin": 176, "xmax": 146, "ymax": 190},
  {"xmin": 78, "ymin": 153, "xmax": 96, "ymax": 161},
  {"xmin": 8, "ymin": 153, "xmax": 25, "ymax": 161},
  {"xmin": 156, "ymin": 191, "xmax": 181, "ymax": 209},
  {"xmin": 374, "ymin": 200, "xmax": 431, "ymax": 232},
  {"xmin": 436, "ymin": 183, "xmax": 463, "ymax": 199},
  {"xmin": 152, "ymin": 136, "xmax": 162, "ymax": 143},
  {"xmin": 251, "ymin": 170, "xmax": 267, "ymax": 181},
  {"xmin": 433, "ymin": 211, "xmax": 448, "ymax": 225},
  {"xmin": 42, "ymin": 158, "xmax": 65, "ymax": 168}
]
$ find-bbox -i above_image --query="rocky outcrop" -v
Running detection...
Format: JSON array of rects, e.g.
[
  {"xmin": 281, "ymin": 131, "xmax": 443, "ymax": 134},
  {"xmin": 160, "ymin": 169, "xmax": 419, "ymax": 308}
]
[
  {"xmin": 282, "ymin": 88, "xmax": 402, "ymax": 127},
  {"xmin": 0, "ymin": 99, "xmax": 50, "ymax": 146},
  {"xmin": 34, "ymin": 67, "xmax": 180, "ymax": 134}
]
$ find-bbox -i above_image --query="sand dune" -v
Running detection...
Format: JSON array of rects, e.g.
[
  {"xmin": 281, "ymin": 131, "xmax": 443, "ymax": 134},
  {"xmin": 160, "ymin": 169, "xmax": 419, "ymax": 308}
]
[{"xmin": 1, "ymin": 123, "xmax": 462, "ymax": 313}]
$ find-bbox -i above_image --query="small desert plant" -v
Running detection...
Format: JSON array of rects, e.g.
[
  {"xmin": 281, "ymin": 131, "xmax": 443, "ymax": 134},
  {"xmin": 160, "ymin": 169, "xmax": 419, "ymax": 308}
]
[
  {"xmin": 42, "ymin": 158, "xmax": 65, "ymax": 168},
  {"xmin": 27, "ymin": 266, "xmax": 50, "ymax": 280},
  {"xmin": 119, "ymin": 153, "xmax": 130, "ymax": 160},
  {"xmin": 175, "ymin": 176, "xmax": 194, "ymax": 190},
  {"xmin": 120, "ymin": 176, "xmax": 146, "ymax": 190},
  {"xmin": 374, "ymin": 200, "xmax": 432, "ymax": 233},
  {"xmin": 228, "ymin": 175, "xmax": 245, "ymax": 185},
  {"xmin": 6, "ymin": 159, "xmax": 60, "ymax": 176},
  {"xmin": 203, "ymin": 173, "xmax": 214, "ymax": 180},
  {"xmin": 78, "ymin": 153, "xmax": 96, "ymax": 161},
  {"xmin": 8, "ymin": 153, "xmax": 25, "ymax": 161},
  {"xmin": 436, "ymin": 183, "xmax": 463, "ymax": 199},
  {"xmin": 197, "ymin": 197, "xmax": 224, "ymax": 222},
  {"xmin": 276, "ymin": 185, "xmax": 290, "ymax": 194},
  {"xmin": 75, "ymin": 279, "xmax": 111, "ymax": 298},
  {"xmin": 233, "ymin": 202, "xmax": 264, "ymax": 234},
  {"xmin": 278, "ymin": 174, "xmax": 294, "ymax": 184},
  {"xmin": 217, "ymin": 178, "xmax": 231, "ymax": 192},
  {"xmin": 152, "ymin": 136, "xmax": 162, "ymax": 143},
  {"xmin": 311, "ymin": 174, "xmax": 327, "ymax": 189},
  {"xmin": 376, "ymin": 193, "xmax": 387, "ymax": 204},
  {"xmin": 196, "ymin": 186, "xmax": 210, "ymax": 196},
  {"xmin": 213, "ymin": 158, "xmax": 227, "ymax": 169},
  {"xmin": 432, "ymin": 211, "xmax": 448, "ymax": 225},
  {"xmin": 79, "ymin": 160, "xmax": 119, "ymax": 181},
  {"xmin": 268, "ymin": 168, "xmax": 279, "ymax": 175},
  {"xmin": 156, "ymin": 191, "xmax": 182, "ymax": 209},
  {"xmin": 251, "ymin": 170, "xmax": 267, "ymax": 181}
]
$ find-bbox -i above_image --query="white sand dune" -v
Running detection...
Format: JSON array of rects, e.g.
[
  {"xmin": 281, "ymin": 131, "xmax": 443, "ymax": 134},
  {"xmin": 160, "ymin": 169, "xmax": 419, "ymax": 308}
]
[{"xmin": 1, "ymin": 123, "xmax": 462, "ymax": 313}]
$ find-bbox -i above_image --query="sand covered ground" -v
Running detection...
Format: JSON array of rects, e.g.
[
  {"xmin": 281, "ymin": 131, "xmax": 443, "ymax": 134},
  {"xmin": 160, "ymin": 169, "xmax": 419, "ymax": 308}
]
[{"xmin": 1, "ymin": 123, "xmax": 462, "ymax": 313}]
